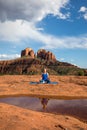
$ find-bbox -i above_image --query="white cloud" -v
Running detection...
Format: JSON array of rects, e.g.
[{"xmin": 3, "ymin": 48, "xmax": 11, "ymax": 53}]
[
  {"xmin": 42, "ymin": 35, "xmax": 87, "ymax": 49},
  {"xmin": 0, "ymin": 54, "xmax": 20, "ymax": 60},
  {"xmin": 79, "ymin": 6, "xmax": 87, "ymax": 12},
  {"xmin": 79, "ymin": 6, "xmax": 87, "ymax": 20},
  {"xmin": 0, "ymin": 20, "xmax": 32, "ymax": 42},
  {"xmin": 70, "ymin": 59, "xmax": 74, "ymax": 62},
  {"xmin": 84, "ymin": 13, "xmax": 87, "ymax": 20},
  {"xmin": 0, "ymin": 0, "xmax": 70, "ymax": 22},
  {"xmin": 60, "ymin": 58, "xmax": 65, "ymax": 61},
  {"xmin": 0, "ymin": 20, "xmax": 87, "ymax": 50},
  {"xmin": 0, "ymin": 1, "xmax": 87, "ymax": 52}
]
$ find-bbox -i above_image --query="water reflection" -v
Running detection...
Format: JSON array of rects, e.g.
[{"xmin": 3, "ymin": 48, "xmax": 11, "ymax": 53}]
[
  {"xmin": 0, "ymin": 97, "xmax": 87, "ymax": 121},
  {"xmin": 40, "ymin": 98, "xmax": 49, "ymax": 109}
]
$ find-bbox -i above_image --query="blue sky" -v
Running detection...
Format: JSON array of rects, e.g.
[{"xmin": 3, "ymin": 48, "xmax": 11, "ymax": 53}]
[{"xmin": 0, "ymin": 0, "xmax": 87, "ymax": 68}]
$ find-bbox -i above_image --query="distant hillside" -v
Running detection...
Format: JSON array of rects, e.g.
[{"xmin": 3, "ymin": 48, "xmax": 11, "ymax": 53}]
[{"xmin": 0, "ymin": 48, "xmax": 86, "ymax": 75}]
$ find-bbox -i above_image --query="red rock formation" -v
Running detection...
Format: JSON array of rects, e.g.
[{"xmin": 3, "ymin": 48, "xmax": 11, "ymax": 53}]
[
  {"xmin": 0, "ymin": 48, "xmax": 82, "ymax": 75},
  {"xmin": 37, "ymin": 49, "xmax": 56, "ymax": 61},
  {"xmin": 21, "ymin": 48, "xmax": 35, "ymax": 58},
  {"xmin": 37, "ymin": 49, "xmax": 46, "ymax": 60}
]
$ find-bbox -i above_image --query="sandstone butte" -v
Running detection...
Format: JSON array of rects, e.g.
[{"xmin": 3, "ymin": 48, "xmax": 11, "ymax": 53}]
[
  {"xmin": 0, "ymin": 47, "xmax": 87, "ymax": 76},
  {"xmin": 21, "ymin": 47, "xmax": 56, "ymax": 61}
]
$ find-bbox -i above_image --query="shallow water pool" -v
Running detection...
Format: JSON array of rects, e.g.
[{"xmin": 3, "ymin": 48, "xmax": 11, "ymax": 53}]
[{"xmin": 0, "ymin": 96, "xmax": 87, "ymax": 122}]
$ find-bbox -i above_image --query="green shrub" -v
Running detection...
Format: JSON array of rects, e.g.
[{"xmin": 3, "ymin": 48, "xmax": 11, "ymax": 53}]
[{"xmin": 77, "ymin": 70, "xmax": 84, "ymax": 76}]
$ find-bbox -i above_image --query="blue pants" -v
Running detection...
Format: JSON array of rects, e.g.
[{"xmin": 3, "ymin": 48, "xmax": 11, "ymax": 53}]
[{"xmin": 40, "ymin": 79, "xmax": 51, "ymax": 83}]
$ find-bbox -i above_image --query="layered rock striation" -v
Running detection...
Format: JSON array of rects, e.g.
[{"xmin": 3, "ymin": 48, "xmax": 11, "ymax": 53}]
[
  {"xmin": 21, "ymin": 48, "xmax": 56, "ymax": 61},
  {"xmin": 21, "ymin": 48, "xmax": 35, "ymax": 58},
  {"xmin": 37, "ymin": 49, "xmax": 56, "ymax": 61},
  {"xmin": 0, "ymin": 47, "xmax": 85, "ymax": 75}
]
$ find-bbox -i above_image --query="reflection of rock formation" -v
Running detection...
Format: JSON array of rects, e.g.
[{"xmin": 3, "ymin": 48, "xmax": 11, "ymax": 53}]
[
  {"xmin": 40, "ymin": 98, "xmax": 49, "ymax": 109},
  {"xmin": 37, "ymin": 49, "xmax": 56, "ymax": 61},
  {"xmin": 21, "ymin": 48, "xmax": 35, "ymax": 58}
]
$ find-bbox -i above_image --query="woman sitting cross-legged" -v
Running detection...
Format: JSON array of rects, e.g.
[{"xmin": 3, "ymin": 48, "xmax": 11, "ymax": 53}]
[{"xmin": 40, "ymin": 68, "xmax": 50, "ymax": 83}]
